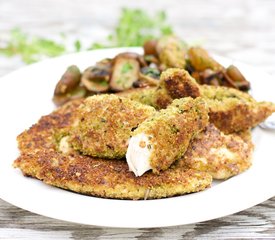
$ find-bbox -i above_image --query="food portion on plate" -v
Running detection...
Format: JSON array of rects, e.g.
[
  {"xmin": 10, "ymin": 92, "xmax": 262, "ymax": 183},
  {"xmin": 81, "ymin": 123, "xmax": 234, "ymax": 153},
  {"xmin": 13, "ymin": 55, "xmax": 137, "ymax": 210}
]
[
  {"xmin": 13, "ymin": 36, "xmax": 275, "ymax": 200},
  {"xmin": 52, "ymin": 35, "xmax": 250, "ymax": 106}
]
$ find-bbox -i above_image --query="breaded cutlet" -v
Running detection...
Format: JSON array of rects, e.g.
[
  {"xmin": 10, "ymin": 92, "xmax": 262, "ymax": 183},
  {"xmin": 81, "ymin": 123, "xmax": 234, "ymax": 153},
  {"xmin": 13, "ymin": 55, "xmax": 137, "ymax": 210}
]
[
  {"xmin": 14, "ymin": 99, "xmax": 212, "ymax": 200},
  {"xmin": 177, "ymin": 124, "xmax": 254, "ymax": 179},
  {"xmin": 70, "ymin": 95, "xmax": 155, "ymax": 159},
  {"xmin": 118, "ymin": 69, "xmax": 275, "ymax": 134}
]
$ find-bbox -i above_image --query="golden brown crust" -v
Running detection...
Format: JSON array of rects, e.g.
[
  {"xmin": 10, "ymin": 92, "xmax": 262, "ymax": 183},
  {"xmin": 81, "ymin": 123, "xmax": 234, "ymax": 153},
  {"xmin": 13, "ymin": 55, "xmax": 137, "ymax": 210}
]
[
  {"xmin": 177, "ymin": 124, "xmax": 254, "ymax": 179},
  {"xmin": 156, "ymin": 36, "xmax": 186, "ymax": 69},
  {"xmin": 14, "ymin": 151, "xmax": 212, "ymax": 200},
  {"xmin": 14, "ymin": 98, "xmax": 212, "ymax": 200},
  {"xmin": 133, "ymin": 97, "xmax": 209, "ymax": 173},
  {"xmin": 201, "ymin": 85, "xmax": 275, "ymax": 133},
  {"xmin": 160, "ymin": 68, "xmax": 201, "ymax": 99},
  {"xmin": 70, "ymin": 95, "xmax": 155, "ymax": 158}
]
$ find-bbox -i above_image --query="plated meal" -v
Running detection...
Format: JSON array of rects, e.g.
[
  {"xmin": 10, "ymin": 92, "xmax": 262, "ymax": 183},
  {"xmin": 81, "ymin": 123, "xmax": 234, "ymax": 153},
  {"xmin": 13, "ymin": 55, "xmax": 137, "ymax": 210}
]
[{"xmin": 13, "ymin": 36, "xmax": 275, "ymax": 200}]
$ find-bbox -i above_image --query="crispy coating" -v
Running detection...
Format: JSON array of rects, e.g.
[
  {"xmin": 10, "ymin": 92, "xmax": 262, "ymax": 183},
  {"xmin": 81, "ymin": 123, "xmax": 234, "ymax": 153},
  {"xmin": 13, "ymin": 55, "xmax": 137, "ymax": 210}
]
[
  {"xmin": 14, "ymin": 99, "xmax": 212, "ymax": 200},
  {"xmin": 117, "ymin": 68, "xmax": 201, "ymax": 110},
  {"xmin": 117, "ymin": 87, "xmax": 159, "ymax": 106},
  {"xmin": 117, "ymin": 87, "xmax": 173, "ymax": 110},
  {"xmin": 70, "ymin": 95, "xmax": 155, "ymax": 158},
  {"xmin": 160, "ymin": 68, "xmax": 201, "ymax": 99},
  {"xmin": 17, "ymin": 99, "xmax": 84, "ymax": 153},
  {"xmin": 156, "ymin": 36, "xmax": 186, "ymax": 69},
  {"xmin": 119, "ymin": 69, "xmax": 275, "ymax": 133},
  {"xmin": 176, "ymin": 124, "xmax": 254, "ymax": 179},
  {"xmin": 132, "ymin": 97, "xmax": 209, "ymax": 173},
  {"xmin": 201, "ymin": 85, "xmax": 275, "ymax": 133}
]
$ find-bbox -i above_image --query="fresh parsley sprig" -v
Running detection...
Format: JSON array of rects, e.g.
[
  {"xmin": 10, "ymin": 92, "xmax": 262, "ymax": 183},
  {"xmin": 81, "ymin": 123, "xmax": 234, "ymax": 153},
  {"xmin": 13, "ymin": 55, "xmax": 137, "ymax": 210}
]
[{"xmin": 0, "ymin": 8, "xmax": 173, "ymax": 64}]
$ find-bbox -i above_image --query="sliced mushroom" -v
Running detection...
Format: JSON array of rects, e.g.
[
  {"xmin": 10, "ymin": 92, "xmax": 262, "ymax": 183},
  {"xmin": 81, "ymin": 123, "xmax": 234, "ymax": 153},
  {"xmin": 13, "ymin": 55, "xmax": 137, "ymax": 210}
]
[
  {"xmin": 143, "ymin": 55, "xmax": 160, "ymax": 65},
  {"xmin": 53, "ymin": 86, "xmax": 87, "ymax": 106},
  {"xmin": 140, "ymin": 67, "xmax": 160, "ymax": 79},
  {"xmin": 188, "ymin": 47, "xmax": 223, "ymax": 71},
  {"xmin": 81, "ymin": 66, "xmax": 110, "ymax": 93},
  {"xmin": 53, "ymin": 65, "xmax": 85, "ymax": 106},
  {"xmin": 110, "ymin": 57, "xmax": 140, "ymax": 91},
  {"xmin": 112, "ymin": 52, "xmax": 147, "ymax": 68},
  {"xmin": 225, "ymin": 65, "xmax": 250, "ymax": 91},
  {"xmin": 133, "ymin": 67, "xmax": 160, "ymax": 88},
  {"xmin": 143, "ymin": 39, "xmax": 158, "ymax": 56},
  {"xmin": 198, "ymin": 69, "xmax": 224, "ymax": 86},
  {"xmin": 138, "ymin": 73, "xmax": 159, "ymax": 87},
  {"xmin": 54, "ymin": 65, "xmax": 81, "ymax": 96}
]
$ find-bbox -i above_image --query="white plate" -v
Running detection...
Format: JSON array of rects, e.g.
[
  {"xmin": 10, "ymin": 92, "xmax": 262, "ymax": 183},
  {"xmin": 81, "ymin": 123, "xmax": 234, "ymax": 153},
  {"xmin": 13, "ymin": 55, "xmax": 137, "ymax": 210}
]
[{"xmin": 0, "ymin": 48, "xmax": 275, "ymax": 228}]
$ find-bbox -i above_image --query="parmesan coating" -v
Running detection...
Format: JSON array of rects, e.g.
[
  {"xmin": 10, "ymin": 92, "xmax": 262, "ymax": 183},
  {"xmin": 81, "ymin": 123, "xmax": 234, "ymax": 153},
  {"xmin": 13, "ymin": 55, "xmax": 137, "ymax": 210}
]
[
  {"xmin": 14, "ymin": 99, "xmax": 212, "ymax": 200},
  {"xmin": 70, "ymin": 94, "xmax": 155, "ymax": 158},
  {"xmin": 200, "ymin": 85, "xmax": 275, "ymax": 133},
  {"xmin": 127, "ymin": 97, "xmax": 209, "ymax": 175},
  {"xmin": 176, "ymin": 124, "xmax": 254, "ymax": 179},
  {"xmin": 119, "ymin": 69, "xmax": 275, "ymax": 133}
]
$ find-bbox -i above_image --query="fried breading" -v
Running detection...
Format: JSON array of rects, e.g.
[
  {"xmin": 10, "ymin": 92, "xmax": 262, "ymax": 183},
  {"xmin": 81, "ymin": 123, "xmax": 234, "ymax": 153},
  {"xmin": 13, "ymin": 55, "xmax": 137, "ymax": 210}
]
[
  {"xmin": 201, "ymin": 85, "xmax": 275, "ymax": 133},
  {"xmin": 117, "ymin": 87, "xmax": 159, "ymax": 107},
  {"xmin": 119, "ymin": 69, "xmax": 275, "ymax": 133},
  {"xmin": 127, "ymin": 97, "xmax": 209, "ymax": 176},
  {"xmin": 156, "ymin": 36, "xmax": 186, "ymax": 69},
  {"xmin": 14, "ymin": 99, "xmax": 212, "ymax": 200},
  {"xmin": 159, "ymin": 68, "xmax": 201, "ymax": 99},
  {"xmin": 70, "ymin": 95, "xmax": 155, "ymax": 158},
  {"xmin": 176, "ymin": 124, "xmax": 254, "ymax": 179}
]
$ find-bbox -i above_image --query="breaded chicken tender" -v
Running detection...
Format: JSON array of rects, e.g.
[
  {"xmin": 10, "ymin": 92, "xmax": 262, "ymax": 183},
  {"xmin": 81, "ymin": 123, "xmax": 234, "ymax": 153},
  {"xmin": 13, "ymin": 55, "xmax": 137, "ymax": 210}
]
[
  {"xmin": 70, "ymin": 95, "xmax": 155, "ymax": 158},
  {"xmin": 117, "ymin": 87, "xmax": 159, "ymax": 106},
  {"xmin": 159, "ymin": 68, "xmax": 201, "ymax": 99},
  {"xmin": 156, "ymin": 36, "xmax": 186, "ymax": 69},
  {"xmin": 120, "ymin": 68, "xmax": 275, "ymax": 133},
  {"xmin": 117, "ymin": 68, "xmax": 200, "ymax": 110},
  {"xmin": 126, "ymin": 97, "xmax": 209, "ymax": 176},
  {"xmin": 14, "ymin": 99, "xmax": 212, "ymax": 200},
  {"xmin": 176, "ymin": 124, "xmax": 254, "ymax": 179},
  {"xmin": 200, "ymin": 85, "xmax": 275, "ymax": 133}
]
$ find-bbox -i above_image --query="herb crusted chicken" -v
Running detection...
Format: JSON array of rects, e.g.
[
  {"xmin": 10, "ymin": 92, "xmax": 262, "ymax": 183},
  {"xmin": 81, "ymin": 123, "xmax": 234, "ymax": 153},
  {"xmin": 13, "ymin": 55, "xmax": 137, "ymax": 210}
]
[
  {"xmin": 70, "ymin": 95, "xmax": 155, "ymax": 158},
  {"xmin": 127, "ymin": 97, "xmax": 209, "ymax": 176},
  {"xmin": 14, "ymin": 99, "xmax": 212, "ymax": 200}
]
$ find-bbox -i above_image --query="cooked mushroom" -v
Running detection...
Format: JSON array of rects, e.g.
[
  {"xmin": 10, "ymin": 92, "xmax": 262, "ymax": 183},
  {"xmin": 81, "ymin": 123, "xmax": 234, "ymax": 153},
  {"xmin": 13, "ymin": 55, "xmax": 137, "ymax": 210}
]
[
  {"xmin": 81, "ymin": 65, "xmax": 110, "ymax": 93},
  {"xmin": 143, "ymin": 39, "xmax": 158, "ymax": 56},
  {"xmin": 192, "ymin": 69, "xmax": 223, "ymax": 86},
  {"xmin": 140, "ymin": 67, "xmax": 160, "ymax": 79},
  {"xmin": 110, "ymin": 57, "xmax": 140, "ymax": 91},
  {"xmin": 53, "ymin": 65, "xmax": 85, "ymax": 106},
  {"xmin": 53, "ymin": 86, "xmax": 87, "ymax": 106},
  {"xmin": 225, "ymin": 65, "xmax": 250, "ymax": 91},
  {"xmin": 54, "ymin": 65, "xmax": 81, "ymax": 95},
  {"xmin": 112, "ymin": 52, "xmax": 147, "ymax": 68},
  {"xmin": 188, "ymin": 47, "xmax": 223, "ymax": 71}
]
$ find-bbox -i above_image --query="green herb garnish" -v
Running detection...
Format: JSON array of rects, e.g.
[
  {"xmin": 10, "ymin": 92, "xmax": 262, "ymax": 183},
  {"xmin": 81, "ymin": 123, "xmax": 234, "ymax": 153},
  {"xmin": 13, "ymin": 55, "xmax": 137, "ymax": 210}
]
[
  {"xmin": 90, "ymin": 8, "xmax": 173, "ymax": 49},
  {"xmin": 0, "ymin": 28, "xmax": 66, "ymax": 63},
  {"xmin": 121, "ymin": 62, "xmax": 133, "ymax": 74},
  {"xmin": 0, "ymin": 8, "xmax": 174, "ymax": 64}
]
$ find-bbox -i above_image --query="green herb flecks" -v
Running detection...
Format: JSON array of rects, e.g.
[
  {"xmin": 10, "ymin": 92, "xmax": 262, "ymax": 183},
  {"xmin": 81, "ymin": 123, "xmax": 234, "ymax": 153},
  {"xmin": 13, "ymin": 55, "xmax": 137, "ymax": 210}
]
[{"xmin": 121, "ymin": 62, "xmax": 133, "ymax": 74}]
